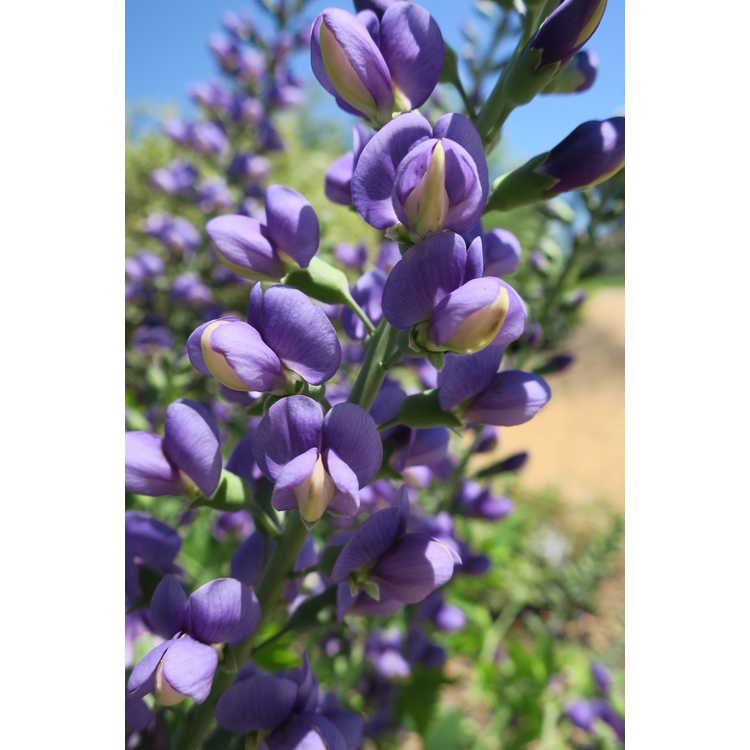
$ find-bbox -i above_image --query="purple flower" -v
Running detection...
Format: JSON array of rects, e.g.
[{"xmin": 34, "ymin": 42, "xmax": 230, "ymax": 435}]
[
  {"xmin": 389, "ymin": 428, "xmax": 450, "ymax": 488},
  {"xmin": 381, "ymin": 232, "xmax": 525, "ymax": 354},
  {"xmin": 544, "ymin": 49, "xmax": 599, "ymax": 93},
  {"xmin": 171, "ymin": 272, "xmax": 213, "ymax": 307},
  {"xmin": 216, "ymin": 657, "xmax": 359, "ymax": 748},
  {"xmin": 564, "ymin": 698, "xmax": 624, "ymax": 741},
  {"xmin": 209, "ymin": 34, "xmax": 241, "ymax": 73},
  {"xmin": 230, "ymin": 94, "xmax": 264, "ymax": 126},
  {"xmin": 190, "ymin": 81, "xmax": 232, "ymax": 112},
  {"xmin": 238, "ymin": 49, "xmax": 266, "ymax": 85},
  {"xmin": 206, "ymin": 185, "xmax": 319, "ymax": 280},
  {"xmin": 325, "ymin": 124, "xmax": 372, "ymax": 206},
  {"xmin": 366, "ymin": 629, "xmax": 411, "ymax": 678},
  {"xmin": 188, "ymin": 284, "xmax": 341, "ymax": 392},
  {"xmin": 456, "ymin": 480, "xmax": 514, "ymax": 521},
  {"xmin": 341, "ymin": 269, "xmax": 385, "ymax": 340},
  {"xmin": 334, "ymin": 242, "xmax": 368, "ymax": 270},
  {"xmin": 125, "ymin": 251, "xmax": 164, "ymax": 285},
  {"xmin": 213, "ymin": 511, "xmax": 255, "ymax": 542},
  {"xmin": 437, "ymin": 347, "xmax": 551, "ymax": 426},
  {"xmin": 191, "ymin": 121, "xmax": 229, "ymax": 156},
  {"xmin": 196, "ymin": 178, "xmax": 234, "ymax": 213},
  {"xmin": 131, "ymin": 324, "xmax": 173, "ymax": 354},
  {"xmin": 311, "ymin": 4, "xmax": 443, "ymax": 124},
  {"xmin": 415, "ymin": 592, "xmax": 466, "ymax": 632},
  {"xmin": 376, "ymin": 241, "xmax": 401, "ymax": 273},
  {"xmin": 475, "ymin": 425, "xmax": 499, "ymax": 452},
  {"xmin": 252, "ymin": 395, "xmax": 382, "ymax": 523},
  {"xmin": 125, "ymin": 512, "xmax": 181, "ymax": 609},
  {"xmin": 125, "ymin": 399, "xmax": 222, "ymax": 497},
  {"xmin": 352, "ymin": 111, "xmax": 488, "ymax": 237},
  {"xmin": 228, "ymin": 153, "xmax": 271, "ymax": 186},
  {"xmin": 353, "ymin": 0, "xmax": 406, "ymax": 16},
  {"xmin": 540, "ymin": 117, "xmax": 625, "ymax": 194},
  {"xmin": 530, "ymin": 0, "xmax": 606, "ymax": 67},
  {"xmin": 125, "ymin": 695, "xmax": 153, "ymax": 733},
  {"xmin": 331, "ymin": 487, "xmax": 458, "ymax": 616},
  {"xmin": 150, "ymin": 159, "xmax": 199, "ymax": 196},
  {"xmin": 127, "ymin": 576, "xmax": 260, "ymax": 706},
  {"xmin": 482, "ymin": 228, "xmax": 521, "ymax": 277}
]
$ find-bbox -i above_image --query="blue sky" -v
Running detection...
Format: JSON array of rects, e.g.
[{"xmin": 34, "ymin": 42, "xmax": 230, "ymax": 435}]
[{"xmin": 126, "ymin": 0, "xmax": 624, "ymax": 158}]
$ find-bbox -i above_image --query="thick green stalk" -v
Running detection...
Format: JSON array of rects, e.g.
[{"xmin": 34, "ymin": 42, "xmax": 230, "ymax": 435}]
[
  {"xmin": 347, "ymin": 320, "xmax": 400, "ymax": 409},
  {"xmin": 179, "ymin": 512, "xmax": 308, "ymax": 749}
]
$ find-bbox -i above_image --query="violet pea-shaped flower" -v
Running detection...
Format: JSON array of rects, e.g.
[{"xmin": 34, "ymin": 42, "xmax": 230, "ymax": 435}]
[
  {"xmin": 437, "ymin": 352, "xmax": 550, "ymax": 427},
  {"xmin": 187, "ymin": 284, "xmax": 341, "ymax": 392},
  {"xmin": 487, "ymin": 117, "xmax": 624, "ymax": 211},
  {"xmin": 252, "ymin": 395, "xmax": 382, "ymax": 523},
  {"xmin": 331, "ymin": 487, "xmax": 458, "ymax": 618},
  {"xmin": 311, "ymin": 3, "xmax": 443, "ymax": 125},
  {"xmin": 352, "ymin": 111, "xmax": 489, "ymax": 238},
  {"xmin": 127, "ymin": 576, "xmax": 260, "ymax": 706},
  {"xmin": 437, "ymin": 347, "xmax": 551, "ymax": 426},
  {"xmin": 125, "ymin": 399, "xmax": 222, "ymax": 497},
  {"xmin": 381, "ymin": 231, "xmax": 526, "ymax": 355},
  {"xmin": 482, "ymin": 228, "xmax": 521, "ymax": 277},
  {"xmin": 456, "ymin": 480, "xmax": 514, "ymax": 521},
  {"xmin": 206, "ymin": 184, "xmax": 319, "ymax": 281}
]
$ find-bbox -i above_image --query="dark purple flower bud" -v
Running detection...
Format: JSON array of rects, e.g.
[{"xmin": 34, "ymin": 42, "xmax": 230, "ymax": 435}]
[
  {"xmin": 253, "ymin": 396, "xmax": 382, "ymax": 523},
  {"xmin": 530, "ymin": 0, "xmax": 607, "ymax": 67},
  {"xmin": 542, "ymin": 116, "xmax": 625, "ymax": 194},
  {"xmin": 591, "ymin": 662, "xmax": 612, "ymax": 695},
  {"xmin": 352, "ymin": 112, "xmax": 488, "ymax": 234},
  {"xmin": 341, "ymin": 269, "xmax": 385, "ymax": 340},
  {"xmin": 191, "ymin": 121, "xmax": 228, "ymax": 156},
  {"xmin": 456, "ymin": 480, "xmax": 514, "ymax": 521},
  {"xmin": 171, "ymin": 272, "xmax": 212, "ymax": 307},
  {"xmin": 536, "ymin": 353, "xmax": 575, "ymax": 374},
  {"xmin": 456, "ymin": 543, "xmax": 491, "ymax": 576},
  {"xmin": 565, "ymin": 699, "xmax": 600, "ymax": 732},
  {"xmin": 475, "ymin": 425, "xmax": 499, "ymax": 453},
  {"xmin": 382, "ymin": 232, "xmax": 524, "ymax": 354},
  {"xmin": 543, "ymin": 49, "xmax": 598, "ymax": 93},
  {"xmin": 258, "ymin": 118, "xmax": 285, "ymax": 151},
  {"xmin": 463, "ymin": 370, "xmax": 552, "ymax": 426},
  {"xmin": 125, "ymin": 695, "xmax": 153, "ymax": 733},
  {"xmin": 563, "ymin": 289, "xmax": 587, "ymax": 308},
  {"xmin": 599, "ymin": 702, "xmax": 625, "ymax": 741},
  {"xmin": 416, "ymin": 592, "xmax": 466, "ymax": 632},
  {"xmin": 483, "ymin": 228, "xmax": 521, "ymax": 277}
]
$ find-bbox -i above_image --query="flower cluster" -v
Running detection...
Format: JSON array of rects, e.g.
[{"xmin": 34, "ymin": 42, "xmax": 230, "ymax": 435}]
[{"xmin": 125, "ymin": 0, "xmax": 625, "ymax": 746}]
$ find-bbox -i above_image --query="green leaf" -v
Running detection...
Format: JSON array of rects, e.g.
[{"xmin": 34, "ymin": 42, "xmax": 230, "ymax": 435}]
[
  {"xmin": 198, "ymin": 471, "xmax": 246, "ymax": 512},
  {"xmin": 283, "ymin": 257, "xmax": 352, "ymax": 306},
  {"xmin": 391, "ymin": 389, "xmax": 461, "ymax": 429},
  {"xmin": 394, "ymin": 666, "xmax": 446, "ymax": 735}
]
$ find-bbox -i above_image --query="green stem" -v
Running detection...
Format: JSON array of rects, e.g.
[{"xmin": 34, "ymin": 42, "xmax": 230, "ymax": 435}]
[
  {"xmin": 179, "ymin": 512, "xmax": 308, "ymax": 749},
  {"xmin": 347, "ymin": 320, "xmax": 400, "ymax": 409},
  {"xmin": 347, "ymin": 297, "xmax": 376, "ymax": 336}
]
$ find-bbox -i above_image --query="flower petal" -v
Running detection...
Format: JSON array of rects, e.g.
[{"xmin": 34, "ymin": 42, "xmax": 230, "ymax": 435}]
[
  {"xmin": 464, "ymin": 370, "xmax": 551, "ymax": 426},
  {"xmin": 351, "ymin": 111, "xmax": 432, "ymax": 228},
  {"xmin": 148, "ymin": 574, "xmax": 187, "ymax": 639},
  {"xmin": 125, "ymin": 433, "xmax": 183, "ymax": 497},
  {"xmin": 253, "ymin": 396, "xmax": 325, "ymax": 480},
  {"xmin": 160, "ymin": 634, "xmax": 218, "ymax": 704},
  {"xmin": 325, "ymin": 152, "xmax": 355, "ymax": 205},
  {"xmin": 206, "ymin": 214, "xmax": 284, "ymax": 280},
  {"xmin": 162, "ymin": 399, "xmax": 222, "ymax": 497},
  {"xmin": 381, "ymin": 231, "xmax": 467, "ymax": 329},
  {"xmin": 186, "ymin": 578, "xmax": 261, "ymax": 645},
  {"xmin": 323, "ymin": 402, "xmax": 382, "ymax": 486},
  {"xmin": 491, "ymin": 280, "xmax": 527, "ymax": 348},
  {"xmin": 372, "ymin": 533, "xmax": 456, "ymax": 603},
  {"xmin": 252, "ymin": 286, "xmax": 341, "ymax": 385},
  {"xmin": 127, "ymin": 639, "xmax": 172, "ymax": 698},
  {"xmin": 380, "ymin": 2, "xmax": 444, "ymax": 110},
  {"xmin": 216, "ymin": 674, "xmax": 299, "ymax": 734},
  {"xmin": 482, "ymin": 228, "xmax": 521, "ymax": 277},
  {"xmin": 437, "ymin": 346, "xmax": 503, "ymax": 411},
  {"xmin": 264, "ymin": 185, "xmax": 320, "ymax": 267},
  {"xmin": 271, "ymin": 447, "xmax": 319, "ymax": 512},
  {"xmin": 125, "ymin": 511, "xmax": 182, "ymax": 569},
  {"xmin": 434, "ymin": 113, "xmax": 489, "ymax": 202},
  {"xmin": 325, "ymin": 448, "xmax": 361, "ymax": 517}
]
